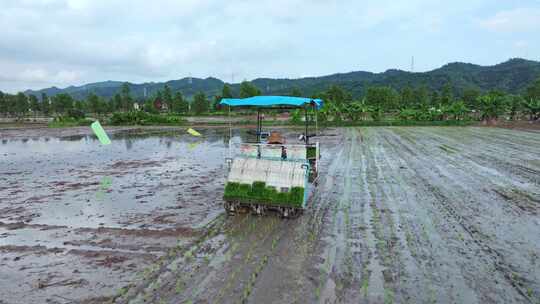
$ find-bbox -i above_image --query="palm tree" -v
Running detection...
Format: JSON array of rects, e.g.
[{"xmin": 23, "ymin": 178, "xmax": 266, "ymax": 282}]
[
  {"xmin": 523, "ymin": 99, "xmax": 540, "ymax": 121},
  {"xmin": 478, "ymin": 92, "xmax": 508, "ymax": 124},
  {"xmin": 398, "ymin": 108, "xmax": 417, "ymax": 121},
  {"xmin": 449, "ymin": 101, "xmax": 469, "ymax": 120}
]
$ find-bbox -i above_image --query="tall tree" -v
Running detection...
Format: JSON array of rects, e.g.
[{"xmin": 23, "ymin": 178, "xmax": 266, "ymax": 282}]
[
  {"xmin": 462, "ymin": 88, "xmax": 481, "ymax": 109},
  {"xmin": 440, "ymin": 82, "xmax": 453, "ymax": 105},
  {"xmin": 163, "ymin": 84, "xmax": 173, "ymax": 112},
  {"xmin": 74, "ymin": 99, "xmax": 86, "ymax": 112},
  {"xmin": 239, "ymin": 81, "xmax": 261, "ymax": 98},
  {"xmin": 0, "ymin": 91, "xmax": 6, "ymax": 116},
  {"xmin": 29, "ymin": 94, "xmax": 40, "ymax": 117},
  {"xmin": 172, "ymin": 91, "xmax": 189, "ymax": 113},
  {"xmin": 143, "ymin": 97, "xmax": 158, "ymax": 114},
  {"xmin": 88, "ymin": 93, "xmax": 100, "ymax": 114},
  {"xmin": 41, "ymin": 92, "xmax": 50, "ymax": 116},
  {"xmin": 121, "ymin": 82, "xmax": 132, "ymax": 111},
  {"xmin": 192, "ymin": 91, "xmax": 208, "ymax": 114},
  {"xmin": 478, "ymin": 90, "xmax": 507, "ymax": 122},
  {"xmin": 400, "ymin": 86, "xmax": 414, "ymax": 108},
  {"xmin": 413, "ymin": 86, "xmax": 430, "ymax": 109},
  {"xmin": 507, "ymin": 95, "xmax": 523, "ymax": 120},
  {"xmin": 431, "ymin": 91, "xmax": 439, "ymax": 105},
  {"xmin": 290, "ymin": 87, "xmax": 302, "ymax": 97},
  {"xmin": 525, "ymin": 77, "xmax": 540, "ymax": 101},
  {"xmin": 325, "ymin": 85, "xmax": 352, "ymax": 106},
  {"xmin": 112, "ymin": 93, "xmax": 122, "ymax": 112},
  {"xmin": 365, "ymin": 86, "xmax": 399, "ymax": 111},
  {"xmin": 52, "ymin": 93, "xmax": 73, "ymax": 115},
  {"xmin": 222, "ymin": 84, "xmax": 233, "ymax": 98},
  {"xmin": 15, "ymin": 93, "xmax": 29, "ymax": 117},
  {"xmin": 523, "ymin": 99, "xmax": 540, "ymax": 121}
]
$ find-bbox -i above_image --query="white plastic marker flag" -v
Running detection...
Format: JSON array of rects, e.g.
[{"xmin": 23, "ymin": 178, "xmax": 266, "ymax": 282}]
[
  {"xmin": 187, "ymin": 128, "xmax": 202, "ymax": 137},
  {"xmin": 91, "ymin": 121, "xmax": 111, "ymax": 145}
]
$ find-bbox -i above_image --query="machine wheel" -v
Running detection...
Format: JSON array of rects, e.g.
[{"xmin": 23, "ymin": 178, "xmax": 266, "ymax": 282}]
[
  {"xmin": 279, "ymin": 207, "xmax": 295, "ymax": 218},
  {"xmin": 251, "ymin": 205, "xmax": 266, "ymax": 216},
  {"xmin": 224, "ymin": 201, "xmax": 237, "ymax": 216}
]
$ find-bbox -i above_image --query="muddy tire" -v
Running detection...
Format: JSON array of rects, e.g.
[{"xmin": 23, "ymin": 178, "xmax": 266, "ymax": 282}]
[
  {"xmin": 251, "ymin": 205, "xmax": 266, "ymax": 216},
  {"xmin": 224, "ymin": 201, "xmax": 237, "ymax": 216}
]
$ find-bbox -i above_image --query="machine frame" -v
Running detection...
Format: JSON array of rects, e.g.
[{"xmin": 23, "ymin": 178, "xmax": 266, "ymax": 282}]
[{"xmin": 220, "ymin": 96, "xmax": 323, "ymax": 217}]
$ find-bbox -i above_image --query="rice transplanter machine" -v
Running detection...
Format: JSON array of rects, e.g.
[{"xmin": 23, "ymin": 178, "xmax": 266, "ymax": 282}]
[{"xmin": 220, "ymin": 96, "xmax": 323, "ymax": 218}]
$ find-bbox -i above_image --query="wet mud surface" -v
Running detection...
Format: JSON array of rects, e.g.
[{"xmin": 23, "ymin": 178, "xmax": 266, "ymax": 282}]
[
  {"xmin": 1, "ymin": 126, "xmax": 540, "ymax": 303},
  {"xmin": 0, "ymin": 126, "xmax": 247, "ymax": 303}
]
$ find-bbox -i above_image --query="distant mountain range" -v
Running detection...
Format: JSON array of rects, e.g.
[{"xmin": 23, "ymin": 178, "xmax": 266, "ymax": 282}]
[{"xmin": 24, "ymin": 58, "xmax": 540, "ymax": 101}]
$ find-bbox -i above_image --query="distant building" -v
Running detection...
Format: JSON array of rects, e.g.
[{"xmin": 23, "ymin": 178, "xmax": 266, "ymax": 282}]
[
  {"xmin": 154, "ymin": 98, "xmax": 163, "ymax": 111},
  {"xmin": 153, "ymin": 98, "xmax": 168, "ymax": 112},
  {"xmin": 133, "ymin": 102, "xmax": 140, "ymax": 111}
]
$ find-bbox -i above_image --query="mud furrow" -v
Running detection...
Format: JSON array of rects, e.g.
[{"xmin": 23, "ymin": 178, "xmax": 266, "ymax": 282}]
[
  {"xmin": 381, "ymin": 127, "xmax": 538, "ymax": 303},
  {"xmin": 240, "ymin": 130, "xmax": 349, "ymax": 304}
]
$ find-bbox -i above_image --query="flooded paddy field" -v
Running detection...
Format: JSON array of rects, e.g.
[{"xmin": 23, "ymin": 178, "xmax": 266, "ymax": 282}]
[{"xmin": 1, "ymin": 126, "xmax": 540, "ymax": 304}]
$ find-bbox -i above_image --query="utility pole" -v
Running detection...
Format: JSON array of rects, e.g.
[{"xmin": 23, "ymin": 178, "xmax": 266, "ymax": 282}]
[{"xmin": 411, "ymin": 56, "xmax": 415, "ymax": 72}]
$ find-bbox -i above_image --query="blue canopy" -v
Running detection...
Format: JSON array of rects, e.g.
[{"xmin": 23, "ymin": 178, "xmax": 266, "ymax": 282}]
[{"xmin": 220, "ymin": 96, "xmax": 323, "ymax": 109}]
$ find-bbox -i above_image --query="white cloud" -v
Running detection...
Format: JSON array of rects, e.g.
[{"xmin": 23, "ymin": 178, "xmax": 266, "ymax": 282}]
[
  {"xmin": 480, "ymin": 8, "xmax": 540, "ymax": 33},
  {"xmin": 0, "ymin": 0, "xmax": 538, "ymax": 93},
  {"xmin": 0, "ymin": 68, "xmax": 82, "ymax": 85}
]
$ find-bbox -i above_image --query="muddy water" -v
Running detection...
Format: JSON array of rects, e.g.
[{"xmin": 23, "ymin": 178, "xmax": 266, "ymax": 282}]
[
  {"xmin": 0, "ymin": 127, "xmax": 252, "ymax": 303},
  {"xmin": 2, "ymin": 126, "xmax": 540, "ymax": 304},
  {"xmin": 0, "ymin": 128, "xmax": 245, "ymax": 229}
]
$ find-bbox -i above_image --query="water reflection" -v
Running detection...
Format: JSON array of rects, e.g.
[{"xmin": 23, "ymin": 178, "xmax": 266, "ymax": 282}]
[
  {"xmin": 1, "ymin": 128, "xmax": 252, "ymax": 151},
  {"xmin": 188, "ymin": 142, "xmax": 200, "ymax": 150},
  {"xmin": 125, "ymin": 139, "xmax": 133, "ymax": 150},
  {"xmin": 60, "ymin": 135, "xmax": 88, "ymax": 141}
]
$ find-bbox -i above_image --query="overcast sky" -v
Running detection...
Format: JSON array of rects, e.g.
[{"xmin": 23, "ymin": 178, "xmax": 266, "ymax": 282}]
[{"xmin": 1, "ymin": 0, "xmax": 539, "ymax": 93}]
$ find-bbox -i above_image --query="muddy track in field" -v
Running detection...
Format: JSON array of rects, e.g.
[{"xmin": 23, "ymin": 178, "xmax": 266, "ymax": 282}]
[{"xmin": 114, "ymin": 127, "xmax": 539, "ymax": 304}]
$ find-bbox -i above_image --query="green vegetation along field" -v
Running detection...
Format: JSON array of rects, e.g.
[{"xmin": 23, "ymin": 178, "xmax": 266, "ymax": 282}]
[{"xmin": 114, "ymin": 126, "xmax": 540, "ymax": 304}]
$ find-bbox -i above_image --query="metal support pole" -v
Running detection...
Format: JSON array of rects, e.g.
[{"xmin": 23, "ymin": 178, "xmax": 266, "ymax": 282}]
[
  {"xmin": 304, "ymin": 106, "xmax": 309, "ymax": 144},
  {"xmin": 257, "ymin": 109, "xmax": 261, "ymax": 143}
]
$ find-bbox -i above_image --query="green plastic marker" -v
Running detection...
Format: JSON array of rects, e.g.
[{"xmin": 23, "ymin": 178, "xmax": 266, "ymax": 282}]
[
  {"xmin": 91, "ymin": 121, "xmax": 111, "ymax": 145},
  {"xmin": 187, "ymin": 128, "xmax": 202, "ymax": 137}
]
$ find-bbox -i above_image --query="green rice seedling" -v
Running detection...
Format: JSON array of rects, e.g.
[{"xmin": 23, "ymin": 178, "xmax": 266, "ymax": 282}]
[
  {"xmin": 276, "ymin": 192, "xmax": 289, "ymax": 205},
  {"xmin": 307, "ymin": 146, "xmax": 317, "ymax": 159},
  {"xmin": 224, "ymin": 181, "xmax": 304, "ymax": 208},
  {"xmin": 223, "ymin": 182, "xmax": 240, "ymax": 199},
  {"xmin": 251, "ymin": 181, "xmax": 266, "ymax": 199},
  {"xmin": 238, "ymin": 183, "xmax": 252, "ymax": 198},
  {"xmin": 263, "ymin": 186, "xmax": 278, "ymax": 203}
]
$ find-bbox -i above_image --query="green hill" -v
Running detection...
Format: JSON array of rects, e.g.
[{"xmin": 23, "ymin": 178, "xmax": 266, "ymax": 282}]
[{"xmin": 24, "ymin": 58, "xmax": 540, "ymax": 101}]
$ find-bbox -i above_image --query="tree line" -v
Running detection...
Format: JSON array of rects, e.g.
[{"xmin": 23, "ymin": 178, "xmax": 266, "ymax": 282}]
[
  {"xmin": 309, "ymin": 77, "xmax": 540, "ymax": 123},
  {"xmin": 0, "ymin": 80, "xmax": 266, "ymax": 119},
  {"xmin": 1, "ymin": 78, "xmax": 539, "ymax": 123}
]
